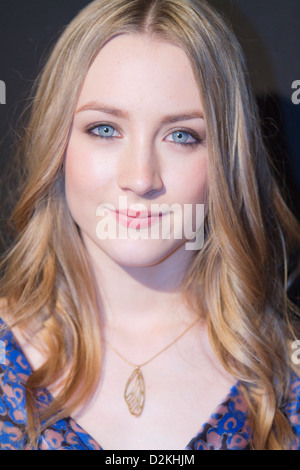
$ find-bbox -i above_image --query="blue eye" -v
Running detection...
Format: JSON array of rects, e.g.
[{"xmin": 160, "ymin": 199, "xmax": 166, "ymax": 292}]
[
  {"xmin": 172, "ymin": 131, "xmax": 190, "ymax": 144},
  {"xmin": 86, "ymin": 123, "xmax": 119, "ymax": 139},
  {"xmin": 94, "ymin": 125, "xmax": 115, "ymax": 137},
  {"xmin": 167, "ymin": 129, "xmax": 201, "ymax": 146}
]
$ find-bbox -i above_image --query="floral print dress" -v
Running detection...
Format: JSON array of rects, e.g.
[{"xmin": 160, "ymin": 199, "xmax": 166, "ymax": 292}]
[{"xmin": 0, "ymin": 319, "xmax": 299, "ymax": 450}]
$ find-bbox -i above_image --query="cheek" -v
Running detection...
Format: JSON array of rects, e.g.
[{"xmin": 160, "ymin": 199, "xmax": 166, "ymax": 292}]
[
  {"xmin": 173, "ymin": 155, "xmax": 208, "ymax": 204},
  {"xmin": 64, "ymin": 139, "xmax": 108, "ymax": 231},
  {"xmin": 64, "ymin": 138, "xmax": 113, "ymax": 206},
  {"xmin": 64, "ymin": 154, "xmax": 92, "ymax": 228},
  {"xmin": 65, "ymin": 157, "xmax": 90, "ymax": 198},
  {"xmin": 181, "ymin": 157, "xmax": 208, "ymax": 234}
]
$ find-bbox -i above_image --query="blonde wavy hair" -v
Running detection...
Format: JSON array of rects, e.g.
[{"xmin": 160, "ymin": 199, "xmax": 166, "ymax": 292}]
[{"xmin": 1, "ymin": 0, "xmax": 300, "ymax": 449}]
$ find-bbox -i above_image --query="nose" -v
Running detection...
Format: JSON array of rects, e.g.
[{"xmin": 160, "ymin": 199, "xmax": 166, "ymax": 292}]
[{"xmin": 117, "ymin": 139, "xmax": 163, "ymax": 197}]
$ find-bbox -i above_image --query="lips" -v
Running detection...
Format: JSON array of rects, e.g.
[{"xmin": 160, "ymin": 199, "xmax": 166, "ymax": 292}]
[
  {"xmin": 116, "ymin": 209, "xmax": 155, "ymax": 218},
  {"xmin": 115, "ymin": 209, "xmax": 162, "ymax": 229},
  {"xmin": 101, "ymin": 206, "xmax": 163, "ymax": 229}
]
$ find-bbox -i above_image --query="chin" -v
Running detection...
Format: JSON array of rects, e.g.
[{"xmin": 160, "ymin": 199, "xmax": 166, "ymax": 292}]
[{"xmin": 98, "ymin": 238, "xmax": 186, "ymax": 268}]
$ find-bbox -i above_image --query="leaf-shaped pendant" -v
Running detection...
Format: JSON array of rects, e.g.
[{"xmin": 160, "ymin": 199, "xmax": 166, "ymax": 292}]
[{"xmin": 124, "ymin": 367, "xmax": 145, "ymax": 417}]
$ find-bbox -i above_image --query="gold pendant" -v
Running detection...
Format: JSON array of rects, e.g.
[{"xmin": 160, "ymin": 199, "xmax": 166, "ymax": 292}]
[{"xmin": 124, "ymin": 367, "xmax": 145, "ymax": 417}]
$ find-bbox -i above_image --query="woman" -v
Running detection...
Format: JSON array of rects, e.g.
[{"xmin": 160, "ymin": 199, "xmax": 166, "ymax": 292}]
[{"xmin": 0, "ymin": 0, "xmax": 300, "ymax": 450}]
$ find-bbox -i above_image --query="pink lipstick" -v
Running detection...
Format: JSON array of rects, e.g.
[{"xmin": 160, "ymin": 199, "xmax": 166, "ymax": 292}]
[{"xmin": 114, "ymin": 209, "xmax": 163, "ymax": 229}]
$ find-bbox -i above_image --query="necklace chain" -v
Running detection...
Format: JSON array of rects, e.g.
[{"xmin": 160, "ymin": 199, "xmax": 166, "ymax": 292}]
[{"xmin": 104, "ymin": 317, "xmax": 200, "ymax": 368}]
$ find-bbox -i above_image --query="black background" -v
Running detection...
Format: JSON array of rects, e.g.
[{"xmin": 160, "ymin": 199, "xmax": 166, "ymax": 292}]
[{"xmin": 0, "ymin": 0, "xmax": 299, "ymax": 303}]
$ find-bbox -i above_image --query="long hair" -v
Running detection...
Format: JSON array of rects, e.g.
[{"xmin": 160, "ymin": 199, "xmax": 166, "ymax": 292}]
[{"xmin": 1, "ymin": 0, "xmax": 300, "ymax": 449}]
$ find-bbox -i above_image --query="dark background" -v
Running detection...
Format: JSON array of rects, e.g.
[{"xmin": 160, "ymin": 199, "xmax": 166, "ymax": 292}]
[{"xmin": 0, "ymin": 0, "xmax": 299, "ymax": 303}]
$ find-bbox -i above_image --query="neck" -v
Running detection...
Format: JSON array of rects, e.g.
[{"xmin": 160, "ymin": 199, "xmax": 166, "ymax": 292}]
[{"xmin": 82, "ymin": 234, "xmax": 199, "ymax": 335}]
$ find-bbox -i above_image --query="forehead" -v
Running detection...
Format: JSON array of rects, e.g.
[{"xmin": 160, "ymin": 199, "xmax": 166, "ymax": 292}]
[{"xmin": 76, "ymin": 33, "xmax": 203, "ymax": 114}]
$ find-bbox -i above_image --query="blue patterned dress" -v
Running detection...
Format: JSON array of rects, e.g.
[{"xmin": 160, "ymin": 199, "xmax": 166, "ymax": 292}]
[{"xmin": 0, "ymin": 319, "xmax": 299, "ymax": 450}]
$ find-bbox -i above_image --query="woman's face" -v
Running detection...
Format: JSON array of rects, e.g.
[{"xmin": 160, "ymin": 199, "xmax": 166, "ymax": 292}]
[{"xmin": 65, "ymin": 34, "xmax": 208, "ymax": 267}]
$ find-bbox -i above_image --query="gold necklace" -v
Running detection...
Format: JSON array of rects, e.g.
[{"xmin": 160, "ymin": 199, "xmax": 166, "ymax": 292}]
[{"xmin": 104, "ymin": 317, "xmax": 200, "ymax": 417}]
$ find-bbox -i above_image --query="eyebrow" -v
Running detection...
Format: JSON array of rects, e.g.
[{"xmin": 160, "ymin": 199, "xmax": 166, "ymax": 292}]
[{"xmin": 75, "ymin": 101, "xmax": 204, "ymax": 123}]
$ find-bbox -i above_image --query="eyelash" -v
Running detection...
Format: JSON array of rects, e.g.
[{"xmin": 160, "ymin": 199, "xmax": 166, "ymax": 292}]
[{"xmin": 86, "ymin": 123, "xmax": 203, "ymax": 147}]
